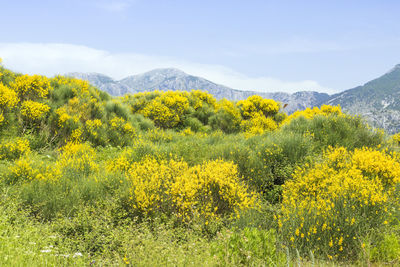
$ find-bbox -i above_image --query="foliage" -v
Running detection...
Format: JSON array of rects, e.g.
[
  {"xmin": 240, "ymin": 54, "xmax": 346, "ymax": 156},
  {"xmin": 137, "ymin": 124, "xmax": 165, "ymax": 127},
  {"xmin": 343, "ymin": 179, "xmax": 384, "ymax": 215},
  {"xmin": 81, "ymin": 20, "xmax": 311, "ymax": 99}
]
[
  {"xmin": 283, "ymin": 104, "xmax": 343, "ymax": 124},
  {"xmin": 0, "ymin": 83, "xmax": 19, "ymax": 109},
  {"xmin": 123, "ymin": 157, "xmax": 258, "ymax": 221},
  {"xmin": 0, "ymin": 138, "xmax": 30, "ymax": 160},
  {"xmin": 370, "ymin": 233, "xmax": 400, "ymax": 262},
  {"xmin": 11, "ymin": 74, "xmax": 52, "ymax": 100},
  {"xmin": 211, "ymin": 228, "xmax": 286, "ymax": 265},
  {"xmin": 209, "ymin": 99, "xmax": 241, "ymax": 133},
  {"xmin": 20, "ymin": 100, "xmax": 50, "ymax": 120},
  {"xmin": 57, "ymin": 141, "xmax": 98, "ymax": 177},
  {"xmin": 279, "ymin": 146, "xmax": 400, "ymax": 261},
  {"xmin": 138, "ymin": 91, "xmax": 189, "ymax": 128}
]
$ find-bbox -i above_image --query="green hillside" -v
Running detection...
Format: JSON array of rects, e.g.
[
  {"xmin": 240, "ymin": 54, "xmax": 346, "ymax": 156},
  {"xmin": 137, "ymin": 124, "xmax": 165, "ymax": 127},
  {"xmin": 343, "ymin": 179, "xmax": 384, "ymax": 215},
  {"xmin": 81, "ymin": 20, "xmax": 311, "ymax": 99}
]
[
  {"xmin": 1, "ymin": 61, "xmax": 400, "ymax": 266},
  {"xmin": 326, "ymin": 64, "xmax": 400, "ymax": 132}
]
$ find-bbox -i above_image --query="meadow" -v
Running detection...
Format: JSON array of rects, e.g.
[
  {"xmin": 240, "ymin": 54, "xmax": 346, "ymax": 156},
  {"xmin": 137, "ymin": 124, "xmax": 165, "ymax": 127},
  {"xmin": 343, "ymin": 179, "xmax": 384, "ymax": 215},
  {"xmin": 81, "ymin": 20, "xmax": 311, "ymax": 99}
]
[{"xmin": 1, "ymin": 59, "xmax": 400, "ymax": 266}]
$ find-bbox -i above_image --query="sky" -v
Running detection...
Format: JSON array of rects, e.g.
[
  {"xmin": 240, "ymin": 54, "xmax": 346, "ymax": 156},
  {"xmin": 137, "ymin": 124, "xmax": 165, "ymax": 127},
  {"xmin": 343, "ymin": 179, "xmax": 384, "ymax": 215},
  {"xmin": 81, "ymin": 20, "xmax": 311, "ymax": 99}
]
[{"xmin": 1, "ymin": 0, "xmax": 400, "ymax": 94}]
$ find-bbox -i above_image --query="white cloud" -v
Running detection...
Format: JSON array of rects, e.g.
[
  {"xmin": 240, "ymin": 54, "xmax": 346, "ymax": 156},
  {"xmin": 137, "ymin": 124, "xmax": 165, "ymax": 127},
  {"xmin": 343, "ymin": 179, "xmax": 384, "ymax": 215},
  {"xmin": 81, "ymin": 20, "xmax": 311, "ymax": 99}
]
[{"xmin": 0, "ymin": 42, "xmax": 333, "ymax": 93}]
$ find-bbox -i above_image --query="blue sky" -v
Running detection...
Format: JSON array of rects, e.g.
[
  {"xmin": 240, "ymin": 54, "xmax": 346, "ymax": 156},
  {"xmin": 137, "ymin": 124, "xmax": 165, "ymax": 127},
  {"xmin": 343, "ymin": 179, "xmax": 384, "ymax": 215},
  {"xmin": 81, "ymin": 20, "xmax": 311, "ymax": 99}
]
[{"xmin": 1, "ymin": 0, "xmax": 400, "ymax": 93}]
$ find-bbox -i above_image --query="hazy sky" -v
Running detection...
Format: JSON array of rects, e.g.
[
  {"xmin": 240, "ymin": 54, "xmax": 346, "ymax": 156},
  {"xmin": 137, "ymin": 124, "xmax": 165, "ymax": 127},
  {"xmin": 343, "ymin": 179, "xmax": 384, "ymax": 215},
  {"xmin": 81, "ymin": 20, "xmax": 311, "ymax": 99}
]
[{"xmin": 1, "ymin": 0, "xmax": 400, "ymax": 93}]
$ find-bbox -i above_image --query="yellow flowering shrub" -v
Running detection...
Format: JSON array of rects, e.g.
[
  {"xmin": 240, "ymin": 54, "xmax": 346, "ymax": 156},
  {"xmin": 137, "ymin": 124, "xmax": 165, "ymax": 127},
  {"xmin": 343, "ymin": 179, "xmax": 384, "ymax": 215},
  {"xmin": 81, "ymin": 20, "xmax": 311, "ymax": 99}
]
[
  {"xmin": 106, "ymin": 148, "xmax": 136, "ymax": 173},
  {"xmin": 180, "ymin": 127, "xmax": 194, "ymax": 136},
  {"xmin": 283, "ymin": 105, "xmax": 343, "ymax": 124},
  {"xmin": 9, "ymin": 156, "xmax": 38, "ymax": 181},
  {"xmin": 20, "ymin": 100, "xmax": 50, "ymax": 120},
  {"xmin": 240, "ymin": 113, "xmax": 278, "ymax": 136},
  {"xmin": 71, "ymin": 79, "xmax": 90, "ymax": 98},
  {"xmin": 69, "ymin": 128, "xmax": 83, "ymax": 143},
  {"xmin": 11, "ymin": 74, "xmax": 52, "ymax": 100},
  {"xmin": 0, "ymin": 83, "xmax": 19, "ymax": 109},
  {"xmin": 218, "ymin": 99, "xmax": 241, "ymax": 122},
  {"xmin": 57, "ymin": 141, "xmax": 98, "ymax": 176},
  {"xmin": 129, "ymin": 91, "xmax": 158, "ymax": 113},
  {"xmin": 237, "ymin": 95, "xmax": 280, "ymax": 119},
  {"xmin": 126, "ymin": 157, "xmax": 257, "ymax": 221},
  {"xmin": 0, "ymin": 138, "xmax": 30, "ymax": 160},
  {"xmin": 139, "ymin": 91, "xmax": 189, "ymax": 128},
  {"xmin": 210, "ymin": 99, "xmax": 242, "ymax": 133},
  {"xmin": 107, "ymin": 117, "xmax": 136, "ymax": 147},
  {"xmin": 66, "ymin": 97, "xmax": 93, "ymax": 122},
  {"xmin": 0, "ymin": 112, "xmax": 4, "ymax": 125},
  {"xmin": 170, "ymin": 159, "xmax": 257, "ymax": 221},
  {"xmin": 51, "ymin": 75, "xmax": 90, "ymax": 98},
  {"xmin": 141, "ymin": 99, "xmax": 178, "ymax": 128},
  {"xmin": 128, "ymin": 157, "xmax": 187, "ymax": 214},
  {"xmin": 84, "ymin": 119, "xmax": 103, "ymax": 139},
  {"xmin": 279, "ymin": 147, "xmax": 400, "ymax": 260},
  {"xmin": 54, "ymin": 98, "xmax": 84, "ymax": 128},
  {"xmin": 55, "ymin": 107, "xmax": 73, "ymax": 127},
  {"xmin": 188, "ymin": 90, "xmax": 217, "ymax": 109},
  {"xmin": 86, "ymin": 119, "xmax": 102, "ymax": 132},
  {"xmin": 391, "ymin": 132, "xmax": 400, "ymax": 145},
  {"xmin": 109, "ymin": 117, "xmax": 136, "ymax": 138},
  {"xmin": 6, "ymin": 154, "xmax": 61, "ymax": 184},
  {"xmin": 146, "ymin": 128, "xmax": 173, "ymax": 142},
  {"xmin": 235, "ymin": 96, "xmax": 282, "ymax": 135}
]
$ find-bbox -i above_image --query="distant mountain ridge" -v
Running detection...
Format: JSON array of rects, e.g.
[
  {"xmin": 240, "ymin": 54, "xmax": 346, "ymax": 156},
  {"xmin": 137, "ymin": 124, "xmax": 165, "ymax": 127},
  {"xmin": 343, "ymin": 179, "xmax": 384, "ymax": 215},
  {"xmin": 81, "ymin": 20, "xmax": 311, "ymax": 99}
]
[
  {"xmin": 67, "ymin": 64, "xmax": 400, "ymax": 133},
  {"xmin": 67, "ymin": 69, "xmax": 329, "ymax": 114}
]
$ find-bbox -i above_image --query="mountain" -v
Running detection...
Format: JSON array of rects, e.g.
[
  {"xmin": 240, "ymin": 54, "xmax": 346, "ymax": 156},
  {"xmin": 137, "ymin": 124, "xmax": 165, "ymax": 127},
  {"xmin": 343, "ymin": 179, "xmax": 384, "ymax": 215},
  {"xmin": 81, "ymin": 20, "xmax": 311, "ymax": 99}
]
[
  {"xmin": 325, "ymin": 64, "xmax": 400, "ymax": 133},
  {"xmin": 67, "ymin": 72, "xmax": 131, "ymax": 96},
  {"xmin": 66, "ymin": 68, "xmax": 329, "ymax": 114},
  {"xmin": 67, "ymin": 66, "xmax": 400, "ymax": 132}
]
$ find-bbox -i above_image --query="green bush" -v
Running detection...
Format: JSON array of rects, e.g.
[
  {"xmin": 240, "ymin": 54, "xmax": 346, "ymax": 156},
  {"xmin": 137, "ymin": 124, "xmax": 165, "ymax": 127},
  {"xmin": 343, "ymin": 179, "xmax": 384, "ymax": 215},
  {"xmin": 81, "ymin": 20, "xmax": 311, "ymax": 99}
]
[
  {"xmin": 183, "ymin": 116, "xmax": 204, "ymax": 132},
  {"xmin": 282, "ymin": 115, "xmax": 384, "ymax": 151},
  {"xmin": 371, "ymin": 233, "xmax": 400, "ymax": 263},
  {"xmin": 104, "ymin": 100, "xmax": 131, "ymax": 121},
  {"xmin": 211, "ymin": 228, "xmax": 286, "ymax": 266},
  {"xmin": 209, "ymin": 109, "xmax": 241, "ymax": 133}
]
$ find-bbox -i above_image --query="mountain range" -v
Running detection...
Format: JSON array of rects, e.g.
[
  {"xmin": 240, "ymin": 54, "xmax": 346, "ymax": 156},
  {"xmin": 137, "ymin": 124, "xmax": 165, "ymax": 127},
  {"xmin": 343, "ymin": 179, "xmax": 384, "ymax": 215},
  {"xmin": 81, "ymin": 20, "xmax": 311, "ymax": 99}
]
[
  {"xmin": 67, "ymin": 68, "xmax": 330, "ymax": 114},
  {"xmin": 67, "ymin": 65, "xmax": 400, "ymax": 133}
]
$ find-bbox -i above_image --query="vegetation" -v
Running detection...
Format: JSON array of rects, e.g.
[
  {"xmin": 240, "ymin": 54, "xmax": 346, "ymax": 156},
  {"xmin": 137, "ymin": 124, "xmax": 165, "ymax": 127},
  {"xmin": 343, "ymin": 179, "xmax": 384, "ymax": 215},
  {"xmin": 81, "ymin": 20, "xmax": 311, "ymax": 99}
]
[{"xmin": 1, "ymin": 59, "xmax": 400, "ymax": 266}]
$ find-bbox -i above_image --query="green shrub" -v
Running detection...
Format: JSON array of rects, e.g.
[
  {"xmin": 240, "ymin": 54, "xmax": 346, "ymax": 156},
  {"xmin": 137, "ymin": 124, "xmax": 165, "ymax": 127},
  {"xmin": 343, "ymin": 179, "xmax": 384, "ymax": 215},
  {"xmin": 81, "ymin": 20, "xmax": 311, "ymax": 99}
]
[
  {"xmin": 131, "ymin": 114, "xmax": 155, "ymax": 131},
  {"xmin": 49, "ymin": 84, "xmax": 75, "ymax": 106},
  {"xmin": 282, "ymin": 115, "xmax": 384, "ymax": 151},
  {"xmin": 183, "ymin": 116, "xmax": 204, "ymax": 132},
  {"xmin": 371, "ymin": 233, "xmax": 400, "ymax": 263},
  {"xmin": 105, "ymin": 100, "xmax": 130, "ymax": 120},
  {"xmin": 209, "ymin": 109, "xmax": 240, "ymax": 133},
  {"xmin": 211, "ymin": 228, "xmax": 286, "ymax": 266}
]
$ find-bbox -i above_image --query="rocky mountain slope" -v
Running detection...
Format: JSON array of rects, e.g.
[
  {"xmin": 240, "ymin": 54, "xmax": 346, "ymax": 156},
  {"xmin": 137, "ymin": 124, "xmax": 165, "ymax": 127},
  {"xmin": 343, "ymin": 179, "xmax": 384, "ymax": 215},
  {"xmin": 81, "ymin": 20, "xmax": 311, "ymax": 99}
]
[{"xmin": 325, "ymin": 64, "xmax": 400, "ymax": 133}]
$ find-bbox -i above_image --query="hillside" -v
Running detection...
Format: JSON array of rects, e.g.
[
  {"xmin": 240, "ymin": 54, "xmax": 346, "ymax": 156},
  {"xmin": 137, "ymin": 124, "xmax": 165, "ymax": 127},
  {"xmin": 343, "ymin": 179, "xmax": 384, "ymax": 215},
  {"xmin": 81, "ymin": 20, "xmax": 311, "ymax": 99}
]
[{"xmin": 325, "ymin": 64, "xmax": 400, "ymax": 133}]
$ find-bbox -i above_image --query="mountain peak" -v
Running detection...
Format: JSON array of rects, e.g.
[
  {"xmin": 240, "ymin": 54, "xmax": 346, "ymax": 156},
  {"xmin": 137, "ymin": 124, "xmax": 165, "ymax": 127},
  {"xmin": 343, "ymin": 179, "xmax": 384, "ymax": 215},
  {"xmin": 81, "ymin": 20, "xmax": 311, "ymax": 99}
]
[
  {"xmin": 65, "ymin": 72, "xmax": 115, "ymax": 83},
  {"xmin": 138, "ymin": 68, "xmax": 187, "ymax": 77},
  {"xmin": 386, "ymin": 64, "xmax": 400, "ymax": 74}
]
